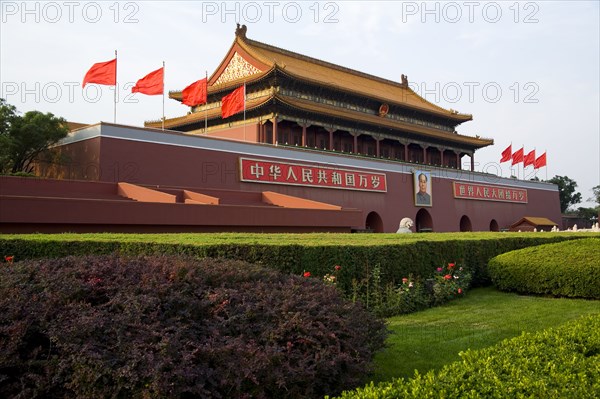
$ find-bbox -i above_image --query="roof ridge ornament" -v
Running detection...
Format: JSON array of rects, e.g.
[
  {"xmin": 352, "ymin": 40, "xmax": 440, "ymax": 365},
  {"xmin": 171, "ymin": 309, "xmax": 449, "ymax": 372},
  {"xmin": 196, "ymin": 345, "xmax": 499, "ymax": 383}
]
[
  {"xmin": 235, "ymin": 23, "xmax": 247, "ymax": 39},
  {"xmin": 401, "ymin": 74, "xmax": 408, "ymax": 88}
]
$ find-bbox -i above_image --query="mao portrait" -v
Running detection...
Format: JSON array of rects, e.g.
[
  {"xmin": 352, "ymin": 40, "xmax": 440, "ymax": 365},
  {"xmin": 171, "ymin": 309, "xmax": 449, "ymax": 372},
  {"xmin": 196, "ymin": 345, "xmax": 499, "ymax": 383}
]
[{"xmin": 414, "ymin": 170, "xmax": 432, "ymax": 206}]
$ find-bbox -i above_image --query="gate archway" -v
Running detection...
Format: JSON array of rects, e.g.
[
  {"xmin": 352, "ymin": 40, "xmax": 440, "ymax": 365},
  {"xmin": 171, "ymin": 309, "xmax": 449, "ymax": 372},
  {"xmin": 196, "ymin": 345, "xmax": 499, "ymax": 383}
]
[
  {"xmin": 415, "ymin": 209, "xmax": 433, "ymax": 232},
  {"xmin": 366, "ymin": 211, "xmax": 383, "ymax": 233},
  {"xmin": 460, "ymin": 215, "xmax": 472, "ymax": 232}
]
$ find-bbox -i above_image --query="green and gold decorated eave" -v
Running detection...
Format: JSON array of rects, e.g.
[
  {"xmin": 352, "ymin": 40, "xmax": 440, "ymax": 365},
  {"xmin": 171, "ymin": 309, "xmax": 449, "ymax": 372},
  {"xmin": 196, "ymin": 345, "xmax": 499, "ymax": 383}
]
[
  {"xmin": 170, "ymin": 65, "xmax": 472, "ymax": 127},
  {"xmin": 149, "ymin": 91, "xmax": 492, "ymax": 150},
  {"xmin": 146, "ymin": 90, "xmax": 276, "ymax": 130},
  {"xmin": 272, "ymin": 94, "xmax": 492, "ymax": 150}
]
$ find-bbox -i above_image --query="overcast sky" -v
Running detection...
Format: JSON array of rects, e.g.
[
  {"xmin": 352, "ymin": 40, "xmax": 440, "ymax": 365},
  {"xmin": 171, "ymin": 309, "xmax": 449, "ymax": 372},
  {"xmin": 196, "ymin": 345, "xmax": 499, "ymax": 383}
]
[{"xmin": 1, "ymin": 1, "xmax": 599, "ymax": 207}]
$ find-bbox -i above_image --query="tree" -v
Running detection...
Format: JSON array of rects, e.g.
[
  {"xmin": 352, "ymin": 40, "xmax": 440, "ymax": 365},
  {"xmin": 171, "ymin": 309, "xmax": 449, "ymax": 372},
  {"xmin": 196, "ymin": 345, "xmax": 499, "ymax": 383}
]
[
  {"xmin": 0, "ymin": 99, "xmax": 17, "ymax": 171},
  {"xmin": 577, "ymin": 207, "xmax": 599, "ymax": 224},
  {"xmin": 0, "ymin": 99, "xmax": 69, "ymax": 174},
  {"xmin": 548, "ymin": 175, "xmax": 582, "ymax": 213},
  {"xmin": 590, "ymin": 185, "xmax": 600, "ymax": 206}
]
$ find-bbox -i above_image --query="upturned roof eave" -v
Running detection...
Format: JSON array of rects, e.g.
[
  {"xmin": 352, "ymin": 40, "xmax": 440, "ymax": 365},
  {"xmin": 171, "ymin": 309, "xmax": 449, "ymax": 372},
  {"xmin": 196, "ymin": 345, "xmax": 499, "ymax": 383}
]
[{"xmin": 272, "ymin": 94, "xmax": 491, "ymax": 149}]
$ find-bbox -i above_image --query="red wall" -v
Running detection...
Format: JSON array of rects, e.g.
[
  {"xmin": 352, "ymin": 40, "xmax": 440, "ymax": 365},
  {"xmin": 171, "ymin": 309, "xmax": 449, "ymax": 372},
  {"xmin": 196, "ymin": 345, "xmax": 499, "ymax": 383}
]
[{"xmin": 85, "ymin": 136, "xmax": 561, "ymax": 233}]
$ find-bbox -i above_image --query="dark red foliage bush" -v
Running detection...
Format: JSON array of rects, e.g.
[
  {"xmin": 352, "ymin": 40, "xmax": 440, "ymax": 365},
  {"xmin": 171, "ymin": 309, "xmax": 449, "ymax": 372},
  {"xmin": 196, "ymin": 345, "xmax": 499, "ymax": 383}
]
[{"xmin": 0, "ymin": 255, "xmax": 387, "ymax": 398}]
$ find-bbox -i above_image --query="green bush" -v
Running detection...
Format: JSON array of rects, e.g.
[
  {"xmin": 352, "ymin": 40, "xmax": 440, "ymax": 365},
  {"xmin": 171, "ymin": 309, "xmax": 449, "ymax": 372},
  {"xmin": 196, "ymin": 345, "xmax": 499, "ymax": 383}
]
[
  {"xmin": 329, "ymin": 314, "xmax": 600, "ymax": 398},
  {"xmin": 489, "ymin": 238, "xmax": 600, "ymax": 299},
  {"xmin": 1, "ymin": 233, "xmax": 592, "ymax": 294},
  {"xmin": 0, "ymin": 255, "xmax": 387, "ymax": 398}
]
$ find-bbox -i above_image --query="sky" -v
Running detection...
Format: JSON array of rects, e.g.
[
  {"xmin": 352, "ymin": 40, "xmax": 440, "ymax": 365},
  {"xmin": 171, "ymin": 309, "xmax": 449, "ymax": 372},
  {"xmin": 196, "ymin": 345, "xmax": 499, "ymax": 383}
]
[{"xmin": 1, "ymin": 1, "xmax": 599, "ymax": 208}]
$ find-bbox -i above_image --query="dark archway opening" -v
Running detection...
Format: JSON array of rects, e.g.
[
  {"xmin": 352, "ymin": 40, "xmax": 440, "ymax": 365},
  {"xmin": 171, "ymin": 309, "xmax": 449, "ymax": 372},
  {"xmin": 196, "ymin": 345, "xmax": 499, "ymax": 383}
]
[
  {"xmin": 489, "ymin": 219, "xmax": 499, "ymax": 232},
  {"xmin": 460, "ymin": 215, "xmax": 472, "ymax": 232},
  {"xmin": 365, "ymin": 211, "xmax": 384, "ymax": 233},
  {"xmin": 415, "ymin": 209, "xmax": 433, "ymax": 232}
]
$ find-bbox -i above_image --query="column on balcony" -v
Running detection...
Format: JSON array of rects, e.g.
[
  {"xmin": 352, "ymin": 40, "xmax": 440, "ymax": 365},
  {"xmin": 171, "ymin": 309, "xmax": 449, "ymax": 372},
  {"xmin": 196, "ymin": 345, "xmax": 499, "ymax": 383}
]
[
  {"xmin": 350, "ymin": 131, "xmax": 360, "ymax": 154},
  {"xmin": 271, "ymin": 116, "xmax": 278, "ymax": 145},
  {"xmin": 326, "ymin": 128, "xmax": 336, "ymax": 151}
]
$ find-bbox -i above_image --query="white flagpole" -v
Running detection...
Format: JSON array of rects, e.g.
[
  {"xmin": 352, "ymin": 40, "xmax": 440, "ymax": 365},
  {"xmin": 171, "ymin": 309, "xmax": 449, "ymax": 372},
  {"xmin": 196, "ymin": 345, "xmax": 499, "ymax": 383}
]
[
  {"xmin": 521, "ymin": 145, "xmax": 524, "ymax": 180},
  {"xmin": 204, "ymin": 70, "xmax": 208, "ymax": 133},
  {"xmin": 114, "ymin": 50, "xmax": 117, "ymax": 123},
  {"xmin": 243, "ymin": 82, "xmax": 246, "ymax": 141},
  {"xmin": 545, "ymin": 150, "xmax": 548, "ymax": 180},
  {"xmin": 162, "ymin": 61, "xmax": 165, "ymax": 130},
  {"xmin": 531, "ymin": 147, "xmax": 536, "ymax": 179}
]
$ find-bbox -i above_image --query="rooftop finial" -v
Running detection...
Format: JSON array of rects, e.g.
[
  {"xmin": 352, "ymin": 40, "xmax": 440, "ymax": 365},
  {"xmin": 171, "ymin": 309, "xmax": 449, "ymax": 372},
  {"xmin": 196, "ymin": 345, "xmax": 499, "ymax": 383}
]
[
  {"xmin": 401, "ymin": 74, "xmax": 408, "ymax": 87},
  {"xmin": 235, "ymin": 23, "xmax": 247, "ymax": 39}
]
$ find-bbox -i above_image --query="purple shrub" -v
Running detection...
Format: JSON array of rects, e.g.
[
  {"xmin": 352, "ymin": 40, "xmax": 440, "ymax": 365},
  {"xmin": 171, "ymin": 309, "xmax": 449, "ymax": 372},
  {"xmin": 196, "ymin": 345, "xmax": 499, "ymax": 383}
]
[{"xmin": 0, "ymin": 255, "xmax": 387, "ymax": 398}]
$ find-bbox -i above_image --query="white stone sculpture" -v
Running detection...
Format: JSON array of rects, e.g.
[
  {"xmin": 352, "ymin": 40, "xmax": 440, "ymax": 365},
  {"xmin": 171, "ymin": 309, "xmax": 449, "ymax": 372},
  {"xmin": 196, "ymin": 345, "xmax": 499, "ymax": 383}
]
[{"xmin": 396, "ymin": 218, "xmax": 414, "ymax": 234}]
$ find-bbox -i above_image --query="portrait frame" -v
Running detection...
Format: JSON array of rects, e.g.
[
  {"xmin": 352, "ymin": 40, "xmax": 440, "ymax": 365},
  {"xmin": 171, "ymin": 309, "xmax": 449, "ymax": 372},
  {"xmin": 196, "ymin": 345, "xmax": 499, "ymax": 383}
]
[{"xmin": 413, "ymin": 170, "xmax": 432, "ymax": 207}]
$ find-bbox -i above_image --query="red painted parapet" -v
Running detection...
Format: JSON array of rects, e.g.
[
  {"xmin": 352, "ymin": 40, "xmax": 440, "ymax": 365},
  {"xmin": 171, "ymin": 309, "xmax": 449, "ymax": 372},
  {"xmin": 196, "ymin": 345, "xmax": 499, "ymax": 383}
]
[
  {"xmin": 117, "ymin": 182, "xmax": 176, "ymax": 203},
  {"xmin": 262, "ymin": 191, "xmax": 341, "ymax": 210},
  {"xmin": 183, "ymin": 190, "xmax": 220, "ymax": 205}
]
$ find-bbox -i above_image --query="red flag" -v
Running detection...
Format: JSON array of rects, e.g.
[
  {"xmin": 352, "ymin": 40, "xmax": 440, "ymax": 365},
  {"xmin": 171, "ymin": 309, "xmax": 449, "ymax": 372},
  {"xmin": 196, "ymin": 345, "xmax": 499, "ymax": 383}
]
[
  {"xmin": 534, "ymin": 152, "xmax": 547, "ymax": 169},
  {"xmin": 500, "ymin": 144, "xmax": 512, "ymax": 163},
  {"xmin": 512, "ymin": 147, "xmax": 524, "ymax": 165},
  {"xmin": 83, "ymin": 58, "xmax": 116, "ymax": 88},
  {"xmin": 132, "ymin": 67, "xmax": 164, "ymax": 95},
  {"xmin": 182, "ymin": 78, "xmax": 207, "ymax": 106},
  {"xmin": 221, "ymin": 85, "xmax": 245, "ymax": 118},
  {"xmin": 524, "ymin": 149, "xmax": 536, "ymax": 167}
]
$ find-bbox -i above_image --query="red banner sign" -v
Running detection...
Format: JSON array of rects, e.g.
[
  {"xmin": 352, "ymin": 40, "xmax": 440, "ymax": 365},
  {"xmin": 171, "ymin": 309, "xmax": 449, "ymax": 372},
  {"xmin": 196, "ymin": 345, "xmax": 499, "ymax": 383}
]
[
  {"xmin": 453, "ymin": 182, "xmax": 528, "ymax": 203},
  {"xmin": 240, "ymin": 158, "xmax": 387, "ymax": 192}
]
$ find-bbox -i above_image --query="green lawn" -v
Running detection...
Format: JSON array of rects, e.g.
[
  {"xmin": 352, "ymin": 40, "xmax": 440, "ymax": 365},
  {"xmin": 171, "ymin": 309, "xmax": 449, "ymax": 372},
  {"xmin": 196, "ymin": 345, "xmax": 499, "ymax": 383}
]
[{"xmin": 372, "ymin": 286, "xmax": 600, "ymax": 383}]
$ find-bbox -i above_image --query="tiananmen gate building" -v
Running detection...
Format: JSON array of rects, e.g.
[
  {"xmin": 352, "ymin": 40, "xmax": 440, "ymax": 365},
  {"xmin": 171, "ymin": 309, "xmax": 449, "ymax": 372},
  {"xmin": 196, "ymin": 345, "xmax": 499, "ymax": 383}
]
[{"xmin": 0, "ymin": 25, "xmax": 561, "ymax": 233}]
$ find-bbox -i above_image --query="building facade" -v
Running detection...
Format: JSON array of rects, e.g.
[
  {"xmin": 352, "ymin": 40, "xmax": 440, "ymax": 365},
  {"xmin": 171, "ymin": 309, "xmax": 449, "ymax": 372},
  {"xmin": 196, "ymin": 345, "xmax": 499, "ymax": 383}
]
[{"xmin": 1, "ymin": 26, "xmax": 561, "ymax": 233}]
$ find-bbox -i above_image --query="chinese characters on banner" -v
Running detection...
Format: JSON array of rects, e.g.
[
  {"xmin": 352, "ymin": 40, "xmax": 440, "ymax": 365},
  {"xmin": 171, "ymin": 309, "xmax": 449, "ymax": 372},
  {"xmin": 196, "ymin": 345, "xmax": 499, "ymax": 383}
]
[
  {"xmin": 240, "ymin": 158, "xmax": 387, "ymax": 192},
  {"xmin": 453, "ymin": 182, "xmax": 528, "ymax": 203}
]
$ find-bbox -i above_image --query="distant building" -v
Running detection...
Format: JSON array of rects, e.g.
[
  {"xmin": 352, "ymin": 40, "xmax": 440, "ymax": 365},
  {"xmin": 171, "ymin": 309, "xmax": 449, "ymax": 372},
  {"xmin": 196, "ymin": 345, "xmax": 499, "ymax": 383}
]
[{"xmin": 510, "ymin": 217, "xmax": 559, "ymax": 232}]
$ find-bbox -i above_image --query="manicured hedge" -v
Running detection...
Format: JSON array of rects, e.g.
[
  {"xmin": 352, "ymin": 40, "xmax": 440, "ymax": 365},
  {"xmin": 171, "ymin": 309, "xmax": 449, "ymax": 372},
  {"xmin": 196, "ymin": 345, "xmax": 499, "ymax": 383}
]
[
  {"xmin": 489, "ymin": 238, "xmax": 600, "ymax": 299},
  {"xmin": 0, "ymin": 255, "xmax": 387, "ymax": 399},
  {"xmin": 0, "ymin": 233, "xmax": 596, "ymax": 295},
  {"xmin": 329, "ymin": 314, "xmax": 600, "ymax": 398}
]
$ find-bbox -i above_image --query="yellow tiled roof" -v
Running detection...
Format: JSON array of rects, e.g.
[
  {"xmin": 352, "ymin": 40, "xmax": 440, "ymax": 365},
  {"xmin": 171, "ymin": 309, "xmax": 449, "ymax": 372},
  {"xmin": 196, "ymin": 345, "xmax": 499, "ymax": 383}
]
[
  {"xmin": 170, "ymin": 28, "xmax": 472, "ymax": 122},
  {"xmin": 235, "ymin": 35, "xmax": 471, "ymax": 122},
  {"xmin": 511, "ymin": 217, "xmax": 558, "ymax": 227}
]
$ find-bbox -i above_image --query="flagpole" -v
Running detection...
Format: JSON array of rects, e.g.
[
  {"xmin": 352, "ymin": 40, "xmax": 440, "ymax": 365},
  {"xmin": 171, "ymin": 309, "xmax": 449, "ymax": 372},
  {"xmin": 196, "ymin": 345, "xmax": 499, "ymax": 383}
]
[
  {"xmin": 545, "ymin": 150, "xmax": 548, "ymax": 180},
  {"xmin": 509, "ymin": 142, "xmax": 512, "ymax": 179},
  {"xmin": 521, "ymin": 144, "xmax": 524, "ymax": 180},
  {"xmin": 532, "ymin": 147, "xmax": 536, "ymax": 180},
  {"xmin": 114, "ymin": 50, "xmax": 117, "ymax": 123},
  {"xmin": 162, "ymin": 61, "xmax": 165, "ymax": 130},
  {"xmin": 243, "ymin": 82, "xmax": 246, "ymax": 141},
  {"xmin": 204, "ymin": 70, "xmax": 208, "ymax": 134}
]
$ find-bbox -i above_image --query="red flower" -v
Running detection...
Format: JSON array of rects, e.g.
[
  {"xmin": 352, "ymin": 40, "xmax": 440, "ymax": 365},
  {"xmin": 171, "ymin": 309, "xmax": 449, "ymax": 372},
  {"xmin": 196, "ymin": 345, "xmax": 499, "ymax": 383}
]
[
  {"xmin": 458, "ymin": 288, "xmax": 463, "ymax": 294},
  {"xmin": 448, "ymin": 263, "xmax": 455, "ymax": 269},
  {"xmin": 444, "ymin": 274, "xmax": 452, "ymax": 280},
  {"xmin": 402, "ymin": 277, "xmax": 409, "ymax": 284},
  {"xmin": 303, "ymin": 271, "xmax": 311, "ymax": 278},
  {"xmin": 88, "ymin": 277, "xmax": 102, "ymax": 286},
  {"xmin": 4, "ymin": 256, "xmax": 14, "ymax": 263},
  {"xmin": 334, "ymin": 265, "xmax": 341, "ymax": 271}
]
